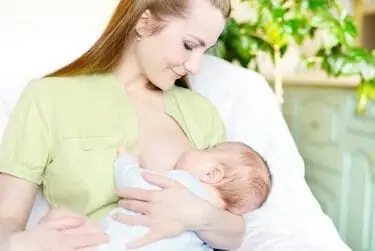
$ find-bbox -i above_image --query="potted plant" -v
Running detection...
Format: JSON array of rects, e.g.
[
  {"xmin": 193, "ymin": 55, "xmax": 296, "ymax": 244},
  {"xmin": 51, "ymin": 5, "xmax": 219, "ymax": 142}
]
[{"xmin": 209, "ymin": 0, "xmax": 375, "ymax": 113}]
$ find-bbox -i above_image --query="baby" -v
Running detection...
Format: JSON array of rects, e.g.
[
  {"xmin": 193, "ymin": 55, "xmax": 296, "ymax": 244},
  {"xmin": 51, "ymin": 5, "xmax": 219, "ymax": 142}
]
[{"xmin": 97, "ymin": 141, "xmax": 272, "ymax": 251}]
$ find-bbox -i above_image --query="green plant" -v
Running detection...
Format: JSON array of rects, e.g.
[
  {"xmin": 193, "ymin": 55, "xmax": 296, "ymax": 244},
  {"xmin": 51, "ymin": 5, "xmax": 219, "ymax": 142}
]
[{"xmin": 209, "ymin": 0, "xmax": 375, "ymax": 113}]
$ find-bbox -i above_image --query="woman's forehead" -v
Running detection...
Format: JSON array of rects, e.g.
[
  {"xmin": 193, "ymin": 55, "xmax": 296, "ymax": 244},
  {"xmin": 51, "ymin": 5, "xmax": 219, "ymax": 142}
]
[{"xmin": 182, "ymin": 0, "xmax": 225, "ymax": 46}]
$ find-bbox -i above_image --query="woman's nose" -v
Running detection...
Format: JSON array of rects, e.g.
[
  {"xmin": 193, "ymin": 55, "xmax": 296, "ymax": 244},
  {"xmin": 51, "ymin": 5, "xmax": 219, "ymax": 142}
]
[{"xmin": 184, "ymin": 52, "xmax": 203, "ymax": 75}]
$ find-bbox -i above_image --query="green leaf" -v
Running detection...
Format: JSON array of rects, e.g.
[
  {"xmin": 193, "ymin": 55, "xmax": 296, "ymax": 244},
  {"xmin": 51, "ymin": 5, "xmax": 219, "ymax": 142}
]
[
  {"xmin": 271, "ymin": 8, "xmax": 286, "ymax": 20},
  {"xmin": 344, "ymin": 16, "xmax": 358, "ymax": 38},
  {"xmin": 280, "ymin": 44, "xmax": 288, "ymax": 57},
  {"xmin": 230, "ymin": 36, "xmax": 253, "ymax": 67},
  {"xmin": 306, "ymin": 0, "xmax": 334, "ymax": 10},
  {"xmin": 322, "ymin": 30, "xmax": 340, "ymax": 48},
  {"xmin": 264, "ymin": 22, "xmax": 289, "ymax": 47},
  {"xmin": 212, "ymin": 40, "xmax": 227, "ymax": 59},
  {"xmin": 356, "ymin": 81, "xmax": 375, "ymax": 114}
]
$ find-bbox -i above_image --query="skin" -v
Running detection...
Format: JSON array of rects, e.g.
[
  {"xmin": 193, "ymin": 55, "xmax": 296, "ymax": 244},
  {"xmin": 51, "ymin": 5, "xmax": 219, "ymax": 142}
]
[{"xmin": 174, "ymin": 143, "xmax": 231, "ymax": 209}]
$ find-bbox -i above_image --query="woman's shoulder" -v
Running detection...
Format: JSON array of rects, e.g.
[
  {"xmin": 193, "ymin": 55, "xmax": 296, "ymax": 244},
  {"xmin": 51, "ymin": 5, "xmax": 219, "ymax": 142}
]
[
  {"xmin": 27, "ymin": 74, "xmax": 112, "ymax": 94},
  {"xmin": 21, "ymin": 74, "xmax": 118, "ymax": 107}
]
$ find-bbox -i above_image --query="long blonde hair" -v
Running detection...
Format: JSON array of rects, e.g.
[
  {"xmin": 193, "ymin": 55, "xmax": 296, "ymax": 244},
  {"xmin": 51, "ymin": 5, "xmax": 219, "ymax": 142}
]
[{"xmin": 46, "ymin": 0, "xmax": 231, "ymax": 87}]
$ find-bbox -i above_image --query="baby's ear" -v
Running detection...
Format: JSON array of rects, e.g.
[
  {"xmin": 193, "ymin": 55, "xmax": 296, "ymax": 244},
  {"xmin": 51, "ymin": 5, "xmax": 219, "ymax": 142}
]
[{"xmin": 199, "ymin": 164, "xmax": 224, "ymax": 184}]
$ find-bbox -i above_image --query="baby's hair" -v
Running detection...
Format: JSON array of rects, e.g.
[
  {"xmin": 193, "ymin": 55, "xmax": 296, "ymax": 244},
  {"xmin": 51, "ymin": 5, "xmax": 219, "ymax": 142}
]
[{"xmin": 215, "ymin": 142, "xmax": 272, "ymax": 215}]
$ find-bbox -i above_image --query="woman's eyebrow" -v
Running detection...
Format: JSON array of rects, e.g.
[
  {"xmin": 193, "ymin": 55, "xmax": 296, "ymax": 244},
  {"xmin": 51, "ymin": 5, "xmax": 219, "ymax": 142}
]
[{"xmin": 188, "ymin": 34, "xmax": 206, "ymax": 47}]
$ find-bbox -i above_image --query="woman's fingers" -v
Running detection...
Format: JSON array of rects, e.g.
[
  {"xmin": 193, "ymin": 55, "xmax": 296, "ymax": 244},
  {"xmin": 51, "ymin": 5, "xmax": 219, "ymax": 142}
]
[
  {"xmin": 41, "ymin": 207, "xmax": 84, "ymax": 222},
  {"xmin": 141, "ymin": 171, "xmax": 182, "ymax": 189},
  {"xmin": 112, "ymin": 213, "xmax": 149, "ymax": 227},
  {"xmin": 115, "ymin": 188, "xmax": 157, "ymax": 202},
  {"xmin": 66, "ymin": 233, "xmax": 109, "ymax": 248},
  {"xmin": 118, "ymin": 199, "xmax": 150, "ymax": 214},
  {"xmin": 63, "ymin": 222, "xmax": 104, "ymax": 235},
  {"xmin": 42, "ymin": 216, "xmax": 86, "ymax": 231}
]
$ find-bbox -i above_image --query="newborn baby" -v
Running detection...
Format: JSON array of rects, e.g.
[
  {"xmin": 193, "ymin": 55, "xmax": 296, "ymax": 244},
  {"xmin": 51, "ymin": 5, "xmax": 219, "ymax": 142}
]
[{"xmin": 97, "ymin": 141, "xmax": 272, "ymax": 251}]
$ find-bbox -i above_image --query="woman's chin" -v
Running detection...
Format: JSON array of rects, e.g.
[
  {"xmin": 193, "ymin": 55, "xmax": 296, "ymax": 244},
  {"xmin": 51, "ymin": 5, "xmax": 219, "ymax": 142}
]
[{"xmin": 156, "ymin": 80, "xmax": 177, "ymax": 91}]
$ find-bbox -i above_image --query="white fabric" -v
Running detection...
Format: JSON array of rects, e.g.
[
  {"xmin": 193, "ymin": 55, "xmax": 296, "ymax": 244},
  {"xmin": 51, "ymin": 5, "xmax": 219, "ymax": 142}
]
[
  {"xmin": 189, "ymin": 55, "xmax": 351, "ymax": 251},
  {"xmin": 0, "ymin": 50, "xmax": 350, "ymax": 249},
  {"xmin": 98, "ymin": 155, "xmax": 211, "ymax": 251}
]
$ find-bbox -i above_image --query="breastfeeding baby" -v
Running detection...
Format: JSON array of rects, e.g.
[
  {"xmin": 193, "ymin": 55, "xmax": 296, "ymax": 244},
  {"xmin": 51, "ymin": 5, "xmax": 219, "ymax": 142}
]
[{"xmin": 98, "ymin": 141, "xmax": 272, "ymax": 251}]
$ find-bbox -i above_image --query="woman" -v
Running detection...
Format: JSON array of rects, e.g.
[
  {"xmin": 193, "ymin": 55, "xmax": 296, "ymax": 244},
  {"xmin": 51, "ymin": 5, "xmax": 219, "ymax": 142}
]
[{"xmin": 0, "ymin": 0, "xmax": 245, "ymax": 250}]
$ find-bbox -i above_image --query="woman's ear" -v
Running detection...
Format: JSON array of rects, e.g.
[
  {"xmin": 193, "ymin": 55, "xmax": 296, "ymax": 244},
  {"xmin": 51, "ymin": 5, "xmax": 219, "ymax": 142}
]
[
  {"xmin": 199, "ymin": 164, "xmax": 225, "ymax": 184},
  {"xmin": 135, "ymin": 9, "xmax": 157, "ymax": 38}
]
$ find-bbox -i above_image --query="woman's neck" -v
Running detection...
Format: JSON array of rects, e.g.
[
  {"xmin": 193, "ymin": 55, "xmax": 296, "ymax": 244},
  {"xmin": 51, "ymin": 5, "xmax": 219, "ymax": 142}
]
[{"xmin": 112, "ymin": 44, "xmax": 150, "ymax": 92}]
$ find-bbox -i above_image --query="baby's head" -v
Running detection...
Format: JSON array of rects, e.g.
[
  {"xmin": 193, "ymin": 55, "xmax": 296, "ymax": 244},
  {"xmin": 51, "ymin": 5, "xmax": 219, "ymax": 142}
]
[{"xmin": 175, "ymin": 142, "xmax": 272, "ymax": 215}]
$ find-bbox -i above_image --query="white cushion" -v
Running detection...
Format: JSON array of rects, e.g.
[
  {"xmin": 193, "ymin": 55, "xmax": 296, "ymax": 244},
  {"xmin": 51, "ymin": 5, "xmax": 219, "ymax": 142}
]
[{"xmin": 189, "ymin": 55, "xmax": 351, "ymax": 251}]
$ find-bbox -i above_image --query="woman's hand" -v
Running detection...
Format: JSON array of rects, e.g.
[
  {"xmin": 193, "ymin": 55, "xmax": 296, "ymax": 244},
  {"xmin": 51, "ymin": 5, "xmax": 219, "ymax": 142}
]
[
  {"xmin": 8, "ymin": 208, "xmax": 109, "ymax": 251},
  {"xmin": 114, "ymin": 171, "xmax": 209, "ymax": 249}
]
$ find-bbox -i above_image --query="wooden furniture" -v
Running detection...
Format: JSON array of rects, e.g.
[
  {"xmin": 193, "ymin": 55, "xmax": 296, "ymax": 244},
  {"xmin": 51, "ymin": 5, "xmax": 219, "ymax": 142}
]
[
  {"xmin": 270, "ymin": 76, "xmax": 375, "ymax": 251},
  {"xmin": 354, "ymin": 0, "xmax": 375, "ymax": 50}
]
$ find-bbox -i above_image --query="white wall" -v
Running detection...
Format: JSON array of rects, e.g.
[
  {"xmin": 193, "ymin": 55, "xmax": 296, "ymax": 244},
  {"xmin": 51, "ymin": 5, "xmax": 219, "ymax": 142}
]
[
  {"xmin": 0, "ymin": 0, "xmax": 118, "ymax": 32},
  {"xmin": 0, "ymin": 0, "xmax": 118, "ymax": 84},
  {"xmin": 0, "ymin": 0, "xmax": 120, "ymax": 138}
]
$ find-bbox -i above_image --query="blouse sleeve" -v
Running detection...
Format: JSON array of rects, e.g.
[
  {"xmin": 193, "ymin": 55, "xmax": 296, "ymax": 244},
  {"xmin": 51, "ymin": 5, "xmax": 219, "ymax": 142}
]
[{"xmin": 0, "ymin": 79, "xmax": 53, "ymax": 185}]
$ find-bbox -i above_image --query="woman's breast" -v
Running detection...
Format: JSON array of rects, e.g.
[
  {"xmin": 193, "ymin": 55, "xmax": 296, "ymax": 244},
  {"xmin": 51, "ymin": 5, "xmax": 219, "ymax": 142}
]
[
  {"xmin": 133, "ymin": 113, "xmax": 193, "ymax": 172},
  {"xmin": 136, "ymin": 130, "xmax": 192, "ymax": 172}
]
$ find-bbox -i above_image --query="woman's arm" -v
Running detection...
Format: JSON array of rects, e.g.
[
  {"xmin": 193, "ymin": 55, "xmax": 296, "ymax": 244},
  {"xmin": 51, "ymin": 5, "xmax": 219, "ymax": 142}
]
[
  {"xmin": 0, "ymin": 174, "xmax": 38, "ymax": 247},
  {"xmin": 0, "ymin": 80, "xmax": 52, "ymax": 247},
  {"xmin": 115, "ymin": 171, "xmax": 245, "ymax": 250},
  {"xmin": 195, "ymin": 202, "xmax": 245, "ymax": 250}
]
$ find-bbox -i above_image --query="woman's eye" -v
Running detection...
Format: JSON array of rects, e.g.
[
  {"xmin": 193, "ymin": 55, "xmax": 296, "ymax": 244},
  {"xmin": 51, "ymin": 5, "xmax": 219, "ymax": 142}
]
[{"xmin": 183, "ymin": 42, "xmax": 193, "ymax": 51}]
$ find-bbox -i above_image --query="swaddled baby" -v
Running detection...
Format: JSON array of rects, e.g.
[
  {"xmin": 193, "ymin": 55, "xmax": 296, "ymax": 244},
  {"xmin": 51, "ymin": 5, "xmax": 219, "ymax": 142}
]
[{"xmin": 97, "ymin": 141, "xmax": 272, "ymax": 251}]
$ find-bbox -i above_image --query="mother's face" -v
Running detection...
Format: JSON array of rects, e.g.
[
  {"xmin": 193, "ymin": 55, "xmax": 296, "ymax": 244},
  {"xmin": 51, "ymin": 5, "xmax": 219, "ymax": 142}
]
[{"xmin": 135, "ymin": 0, "xmax": 226, "ymax": 90}]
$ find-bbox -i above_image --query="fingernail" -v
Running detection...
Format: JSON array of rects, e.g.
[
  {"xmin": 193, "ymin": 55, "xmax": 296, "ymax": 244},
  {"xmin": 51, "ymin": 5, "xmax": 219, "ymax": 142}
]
[{"xmin": 118, "ymin": 200, "xmax": 125, "ymax": 207}]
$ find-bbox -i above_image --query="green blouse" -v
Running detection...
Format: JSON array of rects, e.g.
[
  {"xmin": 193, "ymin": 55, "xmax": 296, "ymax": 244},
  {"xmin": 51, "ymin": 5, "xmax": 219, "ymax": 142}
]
[{"xmin": 0, "ymin": 74, "xmax": 226, "ymax": 220}]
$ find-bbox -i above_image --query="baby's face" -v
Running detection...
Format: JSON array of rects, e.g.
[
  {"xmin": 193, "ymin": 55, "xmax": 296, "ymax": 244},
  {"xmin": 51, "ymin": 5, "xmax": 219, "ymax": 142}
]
[
  {"xmin": 176, "ymin": 143, "xmax": 270, "ymax": 215},
  {"xmin": 175, "ymin": 142, "xmax": 241, "ymax": 173},
  {"xmin": 175, "ymin": 143, "xmax": 228, "ymax": 175},
  {"xmin": 175, "ymin": 144, "xmax": 230, "ymax": 208}
]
